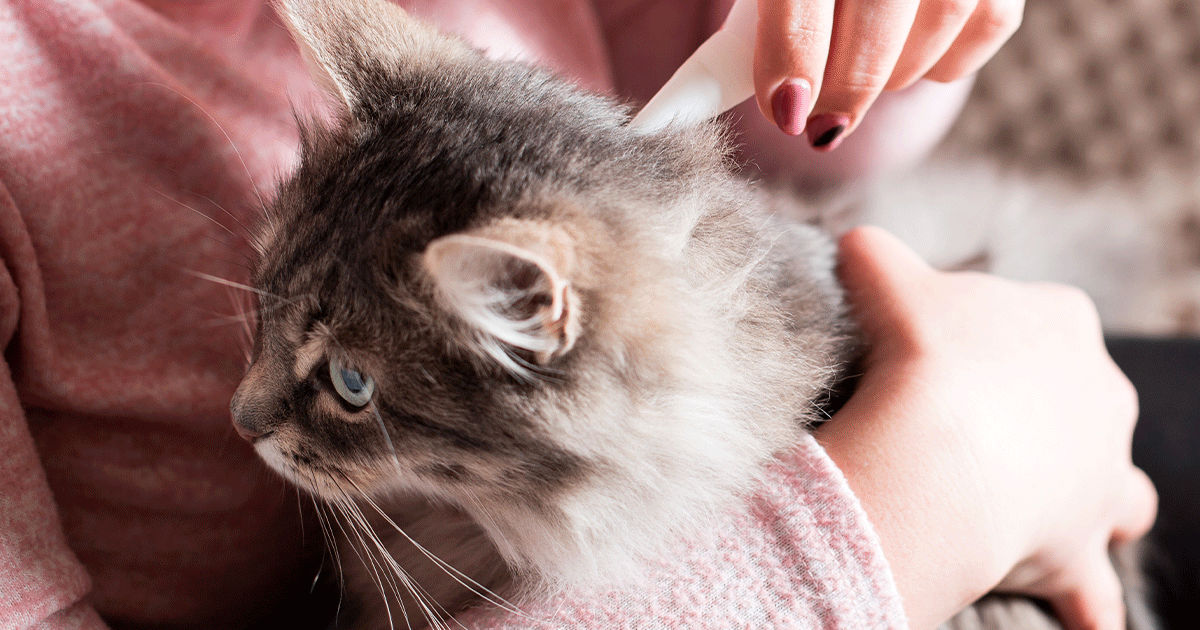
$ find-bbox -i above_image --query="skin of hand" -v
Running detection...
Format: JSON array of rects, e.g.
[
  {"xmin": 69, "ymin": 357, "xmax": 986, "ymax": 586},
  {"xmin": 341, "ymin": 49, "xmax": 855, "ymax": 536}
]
[
  {"xmin": 750, "ymin": 0, "xmax": 1024, "ymax": 149},
  {"xmin": 816, "ymin": 227, "xmax": 1158, "ymax": 630}
]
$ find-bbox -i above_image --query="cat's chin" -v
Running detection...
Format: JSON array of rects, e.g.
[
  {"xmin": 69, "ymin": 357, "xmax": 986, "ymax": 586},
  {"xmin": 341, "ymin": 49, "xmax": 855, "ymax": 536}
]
[{"xmin": 251, "ymin": 438, "xmax": 353, "ymax": 500}]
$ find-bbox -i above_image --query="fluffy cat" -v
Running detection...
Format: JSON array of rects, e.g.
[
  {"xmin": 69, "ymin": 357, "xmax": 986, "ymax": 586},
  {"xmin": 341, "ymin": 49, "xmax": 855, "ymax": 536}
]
[{"xmin": 229, "ymin": 0, "xmax": 1155, "ymax": 628}]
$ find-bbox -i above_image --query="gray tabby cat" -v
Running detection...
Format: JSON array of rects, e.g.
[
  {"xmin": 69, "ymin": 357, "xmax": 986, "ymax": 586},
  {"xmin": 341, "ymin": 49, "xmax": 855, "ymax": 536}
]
[{"xmin": 229, "ymin": 0, "xmax": 1154, "ymax": 627}]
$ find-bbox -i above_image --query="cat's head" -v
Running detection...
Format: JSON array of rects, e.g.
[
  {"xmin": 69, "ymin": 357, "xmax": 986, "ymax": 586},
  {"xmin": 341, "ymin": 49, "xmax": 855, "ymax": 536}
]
[{"xmin": 231, "ymin": 0, "xmax": 776, "ymax": 581}]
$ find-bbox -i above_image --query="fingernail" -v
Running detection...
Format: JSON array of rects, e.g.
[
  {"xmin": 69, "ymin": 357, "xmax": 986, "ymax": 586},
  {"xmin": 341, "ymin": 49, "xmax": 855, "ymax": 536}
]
[
  {"xmin": 771, "ymin": 79, "xmax": 811, "ymax": 136},
  {"xmin": 806, "ymin": 114, "xmax": 850, "ymax": 151}
]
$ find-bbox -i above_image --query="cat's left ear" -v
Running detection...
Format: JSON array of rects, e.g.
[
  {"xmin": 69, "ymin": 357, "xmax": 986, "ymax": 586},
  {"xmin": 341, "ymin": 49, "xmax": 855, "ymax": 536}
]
[
  {"xmin": 423, "ymin": 222, "xmax": 580, "ymax": 369},
  {"xmin": 277, "ymin": 0, "xmax": 470, "ymax": 115}
]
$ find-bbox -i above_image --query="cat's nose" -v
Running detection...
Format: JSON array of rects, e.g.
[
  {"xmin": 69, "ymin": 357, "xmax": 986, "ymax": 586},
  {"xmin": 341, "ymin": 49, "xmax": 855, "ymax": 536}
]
[
  {"xmin": 230, "ymin": 380, "xmax": 276, "ymax": 443},
  {"xmin": 233, "ymin": 420, "xmax": 272, "ymax": 443}
]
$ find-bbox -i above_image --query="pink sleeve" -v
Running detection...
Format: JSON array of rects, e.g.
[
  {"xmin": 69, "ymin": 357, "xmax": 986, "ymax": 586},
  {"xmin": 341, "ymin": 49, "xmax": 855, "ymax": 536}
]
[
  {"xmin": 458, "ymin": 433, "xmax": 908, "ymax": 629},
  {"xmin": 0, "ymin": 184, "xmax": 107, "ymax": 629}
]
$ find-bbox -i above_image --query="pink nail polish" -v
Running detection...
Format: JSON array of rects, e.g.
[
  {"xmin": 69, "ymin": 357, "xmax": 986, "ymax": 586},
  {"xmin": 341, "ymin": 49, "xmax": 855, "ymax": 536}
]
[
  {"xmin": 806, "ymin": 114, "xmax": 850, "ymax": 151},
  {"xmin": 770, "ymin": 80, "xmax": 811, "ymax": 136}
]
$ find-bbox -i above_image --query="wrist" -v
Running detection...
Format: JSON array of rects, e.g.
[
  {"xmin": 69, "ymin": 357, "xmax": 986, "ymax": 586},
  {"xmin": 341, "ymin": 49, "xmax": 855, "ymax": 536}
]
[{"xmin": 814, "ymin": 362, "xmax": 1008, "ymax": 628}]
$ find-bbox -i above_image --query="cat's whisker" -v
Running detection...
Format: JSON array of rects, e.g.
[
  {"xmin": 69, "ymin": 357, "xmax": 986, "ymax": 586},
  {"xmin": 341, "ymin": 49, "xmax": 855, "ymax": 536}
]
[
  {"xmin": 311, "ymin": 554, "xmax": 325, "ymax": 594},
  {"xmin": 329, "ymin": 501, "xmax": 404, "ymax": 630},
  {"xmin": 324, "ymin": 479, "xmax": 415, "ymax": 630},
  {"xmin": 152, "ymin": 188, "xmax": 248, "ymax": 244},
  {"xmin": 458, "ymin": 488, "xmax": 510, "ymax": 564},
  {"xmin": 295, "ymin": 483, "xmax": 306, "ymax": 544},
  {"xmin": 311, "ymin": 498, "xmax": 347, "ymax": 622},
  {"xmin": 369, "ymin": 404, "xmax": 403, "ymax": 473},
  {"xmin": 191, "ymin": 190, "xmax": 258, "ymax": 243},
  {"xmin": 344, "ymin": 501, "xmax": 465, "ymax": 630},
  {"xmin": 327, "ymin": 475, "xmax": 446, "ymax": 629},
  {"xmin": 337, "ymin": 496, "xmax": 456, "ymax": 630},
  {"xmin": 323, "ymin": 488, "xmax": 406, "ymax": 630},
  {"xmin": 184, "ymin": 269, "xmax": 284, "ymax": 301},
  {"xmin": 202, "ymin": 292, "xmax": 310, "ymax": 329},
  {"xmin": 197, "ymin": 233, "xmax": 255, "ymax": 263},
  {"xmin": 337, "ymin": 493, "xmax": 444, "ymax": 630},
  {"xmin": 137, "ymin": 81, "xmax": 270, "ymax": 219},
  {"xmin": 339, "ymin": 474, "xmax": 530, "ymax": 619},
  {"xmin": 228, "ymin": 288, "xmax": 256, "ymax": 366}
]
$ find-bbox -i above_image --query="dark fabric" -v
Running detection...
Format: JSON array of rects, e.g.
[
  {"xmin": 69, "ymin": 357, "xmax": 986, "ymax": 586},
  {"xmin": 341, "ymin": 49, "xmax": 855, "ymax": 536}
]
[{"xmin": 1108, "ymin": 337, "xmax": 1200, "ymax": 629}]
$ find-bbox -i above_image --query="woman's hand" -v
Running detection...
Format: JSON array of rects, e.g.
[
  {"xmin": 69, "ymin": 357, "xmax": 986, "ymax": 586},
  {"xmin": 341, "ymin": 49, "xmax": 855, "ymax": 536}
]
[
  {"xmin": 752, "ymin": 0, "xmax": 1023, "ymax": 149},
  {"xmin": 818, "ymin": 227, "xmax": 1157, "ymax": 629}
]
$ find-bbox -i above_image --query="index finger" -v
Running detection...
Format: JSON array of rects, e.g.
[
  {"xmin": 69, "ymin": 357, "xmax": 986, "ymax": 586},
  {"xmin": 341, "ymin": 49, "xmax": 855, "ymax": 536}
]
[{"xmin": 753, "ymin": 0, "xmax": 835, "ymax": 135}]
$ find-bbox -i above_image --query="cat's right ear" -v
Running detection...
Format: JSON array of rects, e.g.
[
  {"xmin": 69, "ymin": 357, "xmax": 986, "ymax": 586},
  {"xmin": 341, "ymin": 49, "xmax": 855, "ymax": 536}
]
[
  {"xmin": 422, "ymin": 224, "xmax": 581, "ymax": 373},
  {"xmin": 276, "ymin": 0, "xmax": 469, "ymax": 115}
]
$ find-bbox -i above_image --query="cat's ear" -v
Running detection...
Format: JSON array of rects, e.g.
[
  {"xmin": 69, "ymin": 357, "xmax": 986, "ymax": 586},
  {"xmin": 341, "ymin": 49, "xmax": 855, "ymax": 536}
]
[
  {"xmin": 276, "ymin": 0, "xmax": 469, "ymax": 114},
  {"xmin": 423, "ymin": 223, "xmax": 580, "ymax": 369}
]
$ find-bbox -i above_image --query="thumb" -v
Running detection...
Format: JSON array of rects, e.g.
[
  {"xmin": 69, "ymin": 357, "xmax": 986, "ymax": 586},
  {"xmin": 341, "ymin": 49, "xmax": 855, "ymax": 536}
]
[
  {"xmin": 837, "ymin": 226, "xmax": 933, "ymax": 290},
  {"xmin": 1050, "ymin": 550, "xmax": 1127, "ymax": 630},
  {"xmin": 837, "ymin": 226, "xmax": 935, "ymax": 349}
]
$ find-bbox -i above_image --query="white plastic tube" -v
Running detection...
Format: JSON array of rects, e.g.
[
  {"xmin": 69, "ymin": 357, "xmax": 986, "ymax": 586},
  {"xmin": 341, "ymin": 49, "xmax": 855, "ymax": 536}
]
[{"xmin": 630, "ymin": 0, "xmax": 758, "ymax": 133}]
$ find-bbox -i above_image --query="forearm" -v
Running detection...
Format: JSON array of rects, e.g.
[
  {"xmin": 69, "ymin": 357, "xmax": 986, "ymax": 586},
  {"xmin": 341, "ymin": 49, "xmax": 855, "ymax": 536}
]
[{"xmin": 814, "ymin": 360, "xmax": 1006, "ymax": 629}]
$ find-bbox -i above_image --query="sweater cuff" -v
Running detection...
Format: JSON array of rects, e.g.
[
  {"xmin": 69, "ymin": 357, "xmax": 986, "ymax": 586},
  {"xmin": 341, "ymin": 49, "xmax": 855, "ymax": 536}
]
[{"xmin": 756, "ymin": 432, "xmax": 909, "ymax": 629}]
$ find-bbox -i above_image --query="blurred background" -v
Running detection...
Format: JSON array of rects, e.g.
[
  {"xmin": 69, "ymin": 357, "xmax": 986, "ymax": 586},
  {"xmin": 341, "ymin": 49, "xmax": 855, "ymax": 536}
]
[
  {"xmin": 834, "ymin": 0, "xmax": 1200, "ymax": 337},
  {"xmin": 954, "ymin": 0, "xmax": 1198, "ymax": 184}
]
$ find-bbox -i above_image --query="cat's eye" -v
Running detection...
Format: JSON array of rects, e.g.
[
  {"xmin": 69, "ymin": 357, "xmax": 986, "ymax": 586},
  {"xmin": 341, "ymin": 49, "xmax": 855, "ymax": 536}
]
[{"xmin": 329, "ymin": 357, "xmax": 375, "ymax": 407}]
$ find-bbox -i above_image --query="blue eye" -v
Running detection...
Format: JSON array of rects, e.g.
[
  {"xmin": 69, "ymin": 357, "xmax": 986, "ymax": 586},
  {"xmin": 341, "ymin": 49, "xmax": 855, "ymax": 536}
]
[{"xmin": 329, "ymin": 357, "xmax": 374, "ymax": 407}]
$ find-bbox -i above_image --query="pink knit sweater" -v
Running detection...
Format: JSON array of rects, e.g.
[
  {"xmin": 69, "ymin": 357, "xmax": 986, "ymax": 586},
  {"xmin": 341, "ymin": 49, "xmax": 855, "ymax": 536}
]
[{"xmin": 0, "ymin": 1, "xmax": 905, "ymax": 627}]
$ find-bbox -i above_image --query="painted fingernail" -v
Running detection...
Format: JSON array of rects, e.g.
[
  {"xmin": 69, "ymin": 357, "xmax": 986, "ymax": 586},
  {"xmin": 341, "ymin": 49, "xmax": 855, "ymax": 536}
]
[
  {"xmin": 770, "ymin": 79, "xmax": 811, "ymax": 136},
  {"xmin": 806, "ymin": 114, "xmax": 850, "ymax": 151}
]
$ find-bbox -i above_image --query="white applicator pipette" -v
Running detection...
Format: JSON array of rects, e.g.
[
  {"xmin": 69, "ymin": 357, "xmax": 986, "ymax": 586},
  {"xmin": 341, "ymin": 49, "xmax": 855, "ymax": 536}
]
[{"xmin": 630, "ymin": 0, "xmax": 758, "ymax": 133}]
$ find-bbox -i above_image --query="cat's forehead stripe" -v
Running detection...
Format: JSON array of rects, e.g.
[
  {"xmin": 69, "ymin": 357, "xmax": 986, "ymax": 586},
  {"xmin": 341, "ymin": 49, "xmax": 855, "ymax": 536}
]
[{"xmin": 293, "ymin": 328, "xmax": 332, "ymax": 379}]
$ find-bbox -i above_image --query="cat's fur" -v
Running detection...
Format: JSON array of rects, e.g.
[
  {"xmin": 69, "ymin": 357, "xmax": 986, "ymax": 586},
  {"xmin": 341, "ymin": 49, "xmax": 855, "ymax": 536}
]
[{"xmin": 230, "ymin": 0, "xmax": 1155, "ymax": 628}]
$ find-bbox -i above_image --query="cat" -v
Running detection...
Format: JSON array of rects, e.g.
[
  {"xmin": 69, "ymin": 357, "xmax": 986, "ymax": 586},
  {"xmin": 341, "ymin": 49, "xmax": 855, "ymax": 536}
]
[{"xmin": 229, "ymin": 0, "xmax": 1155, "ymax": 628}]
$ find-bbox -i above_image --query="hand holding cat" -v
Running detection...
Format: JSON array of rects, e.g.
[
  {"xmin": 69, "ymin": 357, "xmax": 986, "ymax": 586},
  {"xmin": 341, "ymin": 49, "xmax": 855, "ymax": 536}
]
[
  {"xmin": 752, "ymin": 0, "xmax": 1023, "ymax": 149},
  {"xmin": 818, "ymin": 227, "xmax": 1157, "ymax": 629}
]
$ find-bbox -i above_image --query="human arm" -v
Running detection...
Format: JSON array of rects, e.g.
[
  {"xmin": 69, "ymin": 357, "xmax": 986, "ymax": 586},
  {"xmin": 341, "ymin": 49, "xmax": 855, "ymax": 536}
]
[
  {"xmin": 819, "ymin": 227, "xmax": 1157, "ymax": 629},
  {"xmin": 0, "ymin": 183, "xmax": 107, "ymax": 629}
]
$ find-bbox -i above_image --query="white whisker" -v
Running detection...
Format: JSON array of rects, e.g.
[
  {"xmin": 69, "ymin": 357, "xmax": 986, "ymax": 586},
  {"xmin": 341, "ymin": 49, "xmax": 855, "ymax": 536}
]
[
  {"xmin": 184, "ymin": 269, "xmax": 282, "ymax": 300},
  {"xmin": 337, "ymin": 496, "xmax": 463, "ymax": 630},
  {"xmin": 331, "ymin": 501, "xmax": 403, "ymax": 630},
  {"xmin": 137, "ymin": 82, "xmax": 270, "ymax": 217},
  {"xmin": 152, "ymin": 188, "xmax": 245, "ymax": 242},
  {"xmin": 339, "ymin": 475, "xmax": 531, "ymax": 620},
  {"xmin": 192, "ymin": 190, "xmax": 256, "ymax": 240}
]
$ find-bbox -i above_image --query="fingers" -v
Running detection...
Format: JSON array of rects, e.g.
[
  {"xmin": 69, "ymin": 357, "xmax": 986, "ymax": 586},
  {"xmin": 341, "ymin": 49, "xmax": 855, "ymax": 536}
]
[
  {"xmin": 804, "ymin": 0, "xmax": 921, "ymax": 150},
  {"xmin": 1050, "ymin": 550, "xmax": 1127, "ymax": 630},
  {"xmin": 752, "ymin": 0, "xmax": 1024, "ymax": 147},
  {"xmin": 754, "ymin": 0, "xmax": 835, "ymax": 136},
  {"xmin": 886, "ymin": 0, "xmax": 978, "ymax": 90},
  {"xmin": 925, "ymin": 0, "xmax": 1023, "ymax": 82},
  {"xmin": 1045, "ymin": 467, "xmax": 1155, "ymax": 630},
  {"xmin": 1111, "ymin": 467, "xmax": 1158, "ymax": 546}
]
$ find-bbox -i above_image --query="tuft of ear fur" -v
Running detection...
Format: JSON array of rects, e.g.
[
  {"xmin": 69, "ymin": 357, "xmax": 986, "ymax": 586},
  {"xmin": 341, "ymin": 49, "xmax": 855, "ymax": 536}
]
[
  {"xmin": 276, "ymin": 0, "xmax": 469, "ymax": 113},
  {"xmin": 423, "ymin": 221, "xmax": 581, "ymax": 373}
]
